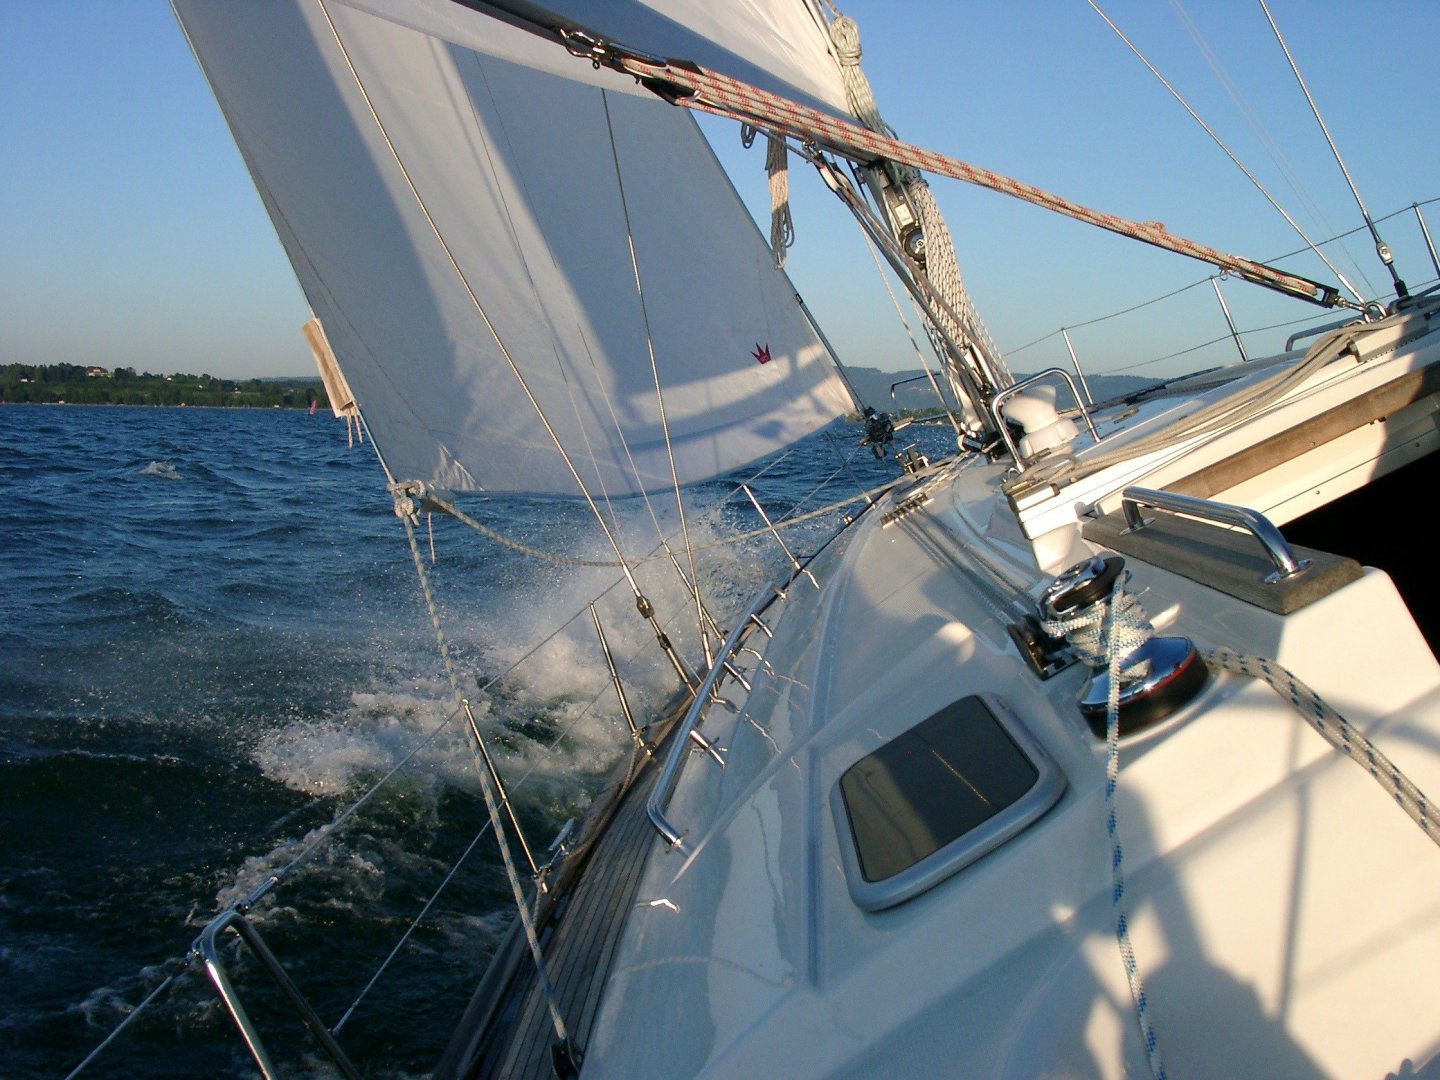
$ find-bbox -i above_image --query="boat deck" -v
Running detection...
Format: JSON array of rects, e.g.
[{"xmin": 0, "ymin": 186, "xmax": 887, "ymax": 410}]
[{"xmin": 436, "ymin": 744, "xmax": 663, "ymax": 1080}]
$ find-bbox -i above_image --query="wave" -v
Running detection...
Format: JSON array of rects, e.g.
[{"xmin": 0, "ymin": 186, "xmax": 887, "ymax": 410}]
[
  {"xmin": 140, "ymin": 460, "xmax": 182, "ymax": 480},
  {"xmin": 3, "ymin": 405, "xmax": 935, "ymax": 1078}
]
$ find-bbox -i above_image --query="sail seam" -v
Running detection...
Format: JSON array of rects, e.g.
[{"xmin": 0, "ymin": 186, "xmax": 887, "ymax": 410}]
[
  {"xmin": 457, "ymin": 49, "xmax": 637, "ymax": 553},
  {"xmin": 600, "ymin": 90, "xmax": 716, "ymax": 664},
  {"xmin": 311, "ymin": 0, "xmax": 645, "ymax": 588}
]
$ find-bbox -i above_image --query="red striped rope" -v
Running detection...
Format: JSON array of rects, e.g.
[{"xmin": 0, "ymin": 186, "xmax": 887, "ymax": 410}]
[{"xmin": 617, "ymin": 54, "xmax": 1340, "ymax": 308}]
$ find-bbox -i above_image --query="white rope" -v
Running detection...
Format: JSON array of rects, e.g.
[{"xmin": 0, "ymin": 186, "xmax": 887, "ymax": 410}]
[
  {"xmin": 1043, "ymin": 577, "xmax": 1168, "ymax": 1079},
  {"xmin": 765, "ymin": 131, "xmax": 794, "ymax": 266},
  {"xmin": 1041, "ymin": 580, "xmax": 1156, "ymax": 683}
]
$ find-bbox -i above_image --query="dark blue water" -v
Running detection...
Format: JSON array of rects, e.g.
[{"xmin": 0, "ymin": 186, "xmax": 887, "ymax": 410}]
[{"xmin": 0, "ymin": 404, "xmax": 940, "ymax": 1078}]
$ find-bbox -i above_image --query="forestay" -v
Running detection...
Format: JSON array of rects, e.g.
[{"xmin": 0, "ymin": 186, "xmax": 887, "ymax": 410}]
[{"xmin": 174, "ymin": 0, "xmax": 854, "ymax": 498}]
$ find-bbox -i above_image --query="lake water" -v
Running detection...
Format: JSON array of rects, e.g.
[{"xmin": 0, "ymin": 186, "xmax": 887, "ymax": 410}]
[{"xmin": 0, "ymin": 403, "xmax": 939, "ymax": 1078}]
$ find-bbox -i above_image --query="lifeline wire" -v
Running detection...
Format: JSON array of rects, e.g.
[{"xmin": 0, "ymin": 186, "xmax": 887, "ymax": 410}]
[
  {"xmin": 392, "ymin": 490, "xmax": 575, "ymax": 1054},
  {"xmin": 422, "ymin": 485, "xmax": 885, "ymax": 569}
]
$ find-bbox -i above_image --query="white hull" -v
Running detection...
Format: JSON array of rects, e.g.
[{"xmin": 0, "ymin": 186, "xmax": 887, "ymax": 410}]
[{"xmin": 577, "ymin": 303, "xmax": 1440, "ymax": 1079}]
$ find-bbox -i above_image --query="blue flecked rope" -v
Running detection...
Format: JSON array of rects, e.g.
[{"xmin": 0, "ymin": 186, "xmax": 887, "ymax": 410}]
[
  {"xmin": 1204, "ymin": 648, "xmax": 1437, "ymax": 848},
  {"xmin": 1100, "ymin": 592, "xmax": 1169, "ymax": 1080},
  {"xmin": 1050, "ymin": 591, "xmax": 1439, "ymax": 1080},
  {"xmin": 1045, "ymin": 578, "xmax": 1168, "ymax": 1079}
]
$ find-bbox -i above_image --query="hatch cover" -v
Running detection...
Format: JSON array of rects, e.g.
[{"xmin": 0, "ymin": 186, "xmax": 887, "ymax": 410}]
[{"xmin": 833, "ymin": 694, "xmax": 1065, "ymax": 911}]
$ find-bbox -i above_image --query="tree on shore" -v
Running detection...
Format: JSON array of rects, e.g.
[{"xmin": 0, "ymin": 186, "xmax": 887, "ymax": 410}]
[{"xmin": 0, "ymin": 364, "xmax": 325, "ymax": 408}]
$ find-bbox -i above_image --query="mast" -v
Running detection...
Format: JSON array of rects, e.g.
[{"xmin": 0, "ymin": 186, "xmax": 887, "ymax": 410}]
[{"xmin": 814, "ymin": 5, "xmax": 1011, "ymax": 432}]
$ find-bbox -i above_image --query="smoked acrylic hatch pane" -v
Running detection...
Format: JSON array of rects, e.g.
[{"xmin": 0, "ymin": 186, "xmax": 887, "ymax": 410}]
[
  {"xmin": 840, "ymin": 696, "xmax": 1039, "ymax": 882},
  {"xmin": 833, "ymin": 694, "xmax": 1064, "ymax": 911}
]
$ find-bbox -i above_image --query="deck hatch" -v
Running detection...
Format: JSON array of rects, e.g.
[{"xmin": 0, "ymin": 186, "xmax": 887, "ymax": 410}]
[{"xmin": 833, "ymin": 694, "xmax": 1065, "ymax": 910}]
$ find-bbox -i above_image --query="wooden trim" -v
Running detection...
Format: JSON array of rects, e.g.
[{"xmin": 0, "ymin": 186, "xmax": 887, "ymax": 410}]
[{"xmin": 1169, "ymin": 364, "xmax": 1440, "ymax": 500}]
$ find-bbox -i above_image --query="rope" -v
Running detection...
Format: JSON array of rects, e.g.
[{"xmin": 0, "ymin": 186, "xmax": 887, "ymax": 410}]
[
  {"xmin": 604, "ymin": 49, "xmax": 1342, "ymax": 308},
  {"xmin": 825, "ymin": 10, "xmax": 1008, "ymax": 385},
  {"xmin": 391, "ymin": 486, "xmax": 574, "ymax": 1055},
  {"xmin": 1205, "ymin": 648, "xmax": 1437, "ymax": 847},
  {"xmin": 420, "ymin": 486, "xmax": 884, "ymax": 569},
  {"xmin": 740, "ymin": 120, "xmax": 792, "ymax": 264},
  {"xmin": 765, "ymin": 131, "xmax": 794, "ymax": 266},
  {"xmin": 1041, "ymin": 577, "xmax": 1440, "ymax": 1077},
  {"xmin": 804, "ymin": 151, "xmax": 995, "ymax": 422},
  {"xmin": 1043, "ymin": 578, "xmax": 1168, "ymax": 1079},
  {"xmin": 1041, "ymin": 577, "xmax": 1156, "ymax": 683},
  {"xmin": 317, "ymin": 1, "xmax": 659, "ymax": 630}
]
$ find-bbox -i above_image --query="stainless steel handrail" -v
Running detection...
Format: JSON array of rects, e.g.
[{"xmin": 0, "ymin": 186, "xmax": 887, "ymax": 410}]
[
  {"xmin": 1120, "ymin": 487, "xmax": 1313, "ymax": 583},
  {"xmin": 646, "ymin": 582, "xmax": 781, "ymax": 850}
]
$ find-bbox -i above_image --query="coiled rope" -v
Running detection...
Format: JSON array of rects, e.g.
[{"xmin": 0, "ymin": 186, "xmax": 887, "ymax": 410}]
[{"xmin": 824, "ymin": 9, "xmax": 1007, "ymax": 383}]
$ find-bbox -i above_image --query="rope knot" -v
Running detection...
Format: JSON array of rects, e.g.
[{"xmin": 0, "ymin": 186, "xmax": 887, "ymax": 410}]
[{"xmin": 828, "ymin": 14, "xmax": 862, "ymax": 65}]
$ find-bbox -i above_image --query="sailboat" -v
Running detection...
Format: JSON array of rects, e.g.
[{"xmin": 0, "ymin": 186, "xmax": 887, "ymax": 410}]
[{"xmin": 74, "ymin": 0, "xmax": 1438, "ymax": 1076}]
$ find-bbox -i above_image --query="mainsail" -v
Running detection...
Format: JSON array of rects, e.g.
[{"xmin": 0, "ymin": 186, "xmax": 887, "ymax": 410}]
[{"xmin": 174, "ymin": 0, "xmax": 855, "ymax": 498}]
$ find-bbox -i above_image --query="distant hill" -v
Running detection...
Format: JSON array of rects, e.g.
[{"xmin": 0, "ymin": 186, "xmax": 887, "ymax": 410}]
[{"xmin": 845, "ymin": 366, "xmax": 1157, "ymax": 414}]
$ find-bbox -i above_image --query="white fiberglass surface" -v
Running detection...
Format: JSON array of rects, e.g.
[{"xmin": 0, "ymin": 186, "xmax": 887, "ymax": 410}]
[{"xmin": 582, "ymin": 463, "xmax": 1440, "ymax": 1079}]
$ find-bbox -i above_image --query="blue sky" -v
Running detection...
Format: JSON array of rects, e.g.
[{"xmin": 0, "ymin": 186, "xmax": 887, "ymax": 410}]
[{"xmin": 1, "ymin": 1, "xmax": 1434, "ymax": 380}]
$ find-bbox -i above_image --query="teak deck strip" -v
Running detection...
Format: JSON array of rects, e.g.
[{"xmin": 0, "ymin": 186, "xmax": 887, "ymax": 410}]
[{"xmin": 445, "ymin": 752, "xmax": 665, "ymax": 1080}]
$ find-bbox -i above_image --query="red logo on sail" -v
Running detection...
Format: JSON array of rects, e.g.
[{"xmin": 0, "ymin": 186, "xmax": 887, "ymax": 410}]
[{"xmin": 752, "ymin": 343, "xmax": 772, "ymax": 365}]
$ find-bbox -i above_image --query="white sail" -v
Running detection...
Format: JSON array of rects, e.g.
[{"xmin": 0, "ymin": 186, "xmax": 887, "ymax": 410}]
[
  {"xmin": 343, "ymin": 0, "xmax": 850, "ymax": 115},
  {"xmin": 174, "ymin": 0, "xmax": 854, "ymax": 497}
]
